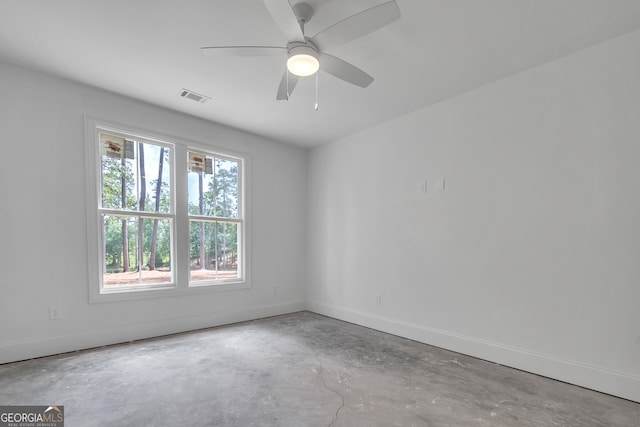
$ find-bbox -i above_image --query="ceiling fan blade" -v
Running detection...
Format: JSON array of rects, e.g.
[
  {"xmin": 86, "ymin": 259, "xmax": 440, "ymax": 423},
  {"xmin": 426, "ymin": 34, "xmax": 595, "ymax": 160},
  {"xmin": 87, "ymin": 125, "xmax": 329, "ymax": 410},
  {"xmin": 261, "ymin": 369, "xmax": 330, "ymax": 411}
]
[
  {"xmin": 276, "ymin": 70, "xmax": 300, "ymax": 100},
  {"xmin": 201, "ymin": 46, "xmax": 285, "ymax": 57},
  {"xmin": 262, "ymin": 0, "xmax": 305, "ymax": 43},
  {"xmin": 318, "ymin": 53, "xmax": 374, "ymax": 88},
  {"xmin": 311, "ymin": 1, "xmax": 401, "ymax": 51}
]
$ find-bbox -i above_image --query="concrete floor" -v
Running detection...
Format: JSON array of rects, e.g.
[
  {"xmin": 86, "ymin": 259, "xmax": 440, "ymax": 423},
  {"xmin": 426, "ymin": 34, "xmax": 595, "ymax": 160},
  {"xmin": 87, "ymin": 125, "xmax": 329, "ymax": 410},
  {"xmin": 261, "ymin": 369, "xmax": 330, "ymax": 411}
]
[{"xmin": 0, "ymin": 312, "xmax": 638, "ymax": 426}]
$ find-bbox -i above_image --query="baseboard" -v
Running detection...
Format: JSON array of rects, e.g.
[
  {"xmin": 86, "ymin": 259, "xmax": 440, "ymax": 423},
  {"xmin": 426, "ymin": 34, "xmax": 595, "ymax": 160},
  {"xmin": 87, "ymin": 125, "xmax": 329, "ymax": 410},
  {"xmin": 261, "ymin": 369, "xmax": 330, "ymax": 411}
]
[
  {"xmin": 0, "ymin": 301, "xmax": 306, "ymax": 365},
  {"xmin": 306, "ymin": 300, "xmax": 640, "ymax": 403}
]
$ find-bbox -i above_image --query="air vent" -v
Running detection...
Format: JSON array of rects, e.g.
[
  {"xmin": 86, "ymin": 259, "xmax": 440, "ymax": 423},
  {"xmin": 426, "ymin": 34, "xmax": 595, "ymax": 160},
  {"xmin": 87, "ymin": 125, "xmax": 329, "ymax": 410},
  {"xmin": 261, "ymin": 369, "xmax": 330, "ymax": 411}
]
[{"xmin": 179, "ymin": 88, "xmax": 211, "ymax": 104}]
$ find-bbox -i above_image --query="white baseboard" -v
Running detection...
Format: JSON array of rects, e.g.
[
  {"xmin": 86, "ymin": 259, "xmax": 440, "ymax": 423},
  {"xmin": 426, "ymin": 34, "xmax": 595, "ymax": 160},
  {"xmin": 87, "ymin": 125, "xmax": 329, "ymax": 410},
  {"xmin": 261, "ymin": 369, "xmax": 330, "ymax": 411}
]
[
  {"xmin": 0, "ymin": 301, "xmax": 306, "ymax": 365},
  {"xmin": 306, "ymin": 300, "xmax": 640, "ymax": 403}
]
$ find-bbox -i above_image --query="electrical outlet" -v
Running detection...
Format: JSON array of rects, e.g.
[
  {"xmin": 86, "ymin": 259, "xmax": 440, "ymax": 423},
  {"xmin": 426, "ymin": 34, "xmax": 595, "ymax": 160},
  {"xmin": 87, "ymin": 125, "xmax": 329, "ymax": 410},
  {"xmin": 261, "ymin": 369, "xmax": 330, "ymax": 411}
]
[
  {"xmin": 49, "ymin": 306, "xmax": 61, "ymax": 320},
  {"xmin": 374, "ymin": 293, "xmax": 381, "ymax": 305}
]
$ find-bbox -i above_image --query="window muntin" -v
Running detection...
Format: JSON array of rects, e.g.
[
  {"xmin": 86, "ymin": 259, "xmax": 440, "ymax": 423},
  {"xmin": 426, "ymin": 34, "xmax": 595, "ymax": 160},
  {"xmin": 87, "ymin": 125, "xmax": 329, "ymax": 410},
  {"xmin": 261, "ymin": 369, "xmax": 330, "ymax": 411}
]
[
  {"xmin": 187, "ymin": 152, "xmax": 243, "ymax": 284},
  {"xmin": 98, "ymin": 132, "xmax": 174, "ymax": 291}
]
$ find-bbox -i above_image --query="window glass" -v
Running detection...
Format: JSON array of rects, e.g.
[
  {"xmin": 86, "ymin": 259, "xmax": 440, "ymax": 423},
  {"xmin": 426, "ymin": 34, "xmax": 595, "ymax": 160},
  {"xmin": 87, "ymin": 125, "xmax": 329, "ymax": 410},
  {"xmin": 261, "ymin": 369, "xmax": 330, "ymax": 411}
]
[
  {"xmin": 189, "ymin": 220, "xmax": 239, "ymax": 282},
  {"xmin": 98, "ymin": 132, "xmax": 173, "ymax": 289},
  {"xmin": 188, "ymin": 154, "xmax": 239, "ymax": 219},
  {"xmin": 187, "ymin": 151, "xmax": 242, "ymax": 284}
]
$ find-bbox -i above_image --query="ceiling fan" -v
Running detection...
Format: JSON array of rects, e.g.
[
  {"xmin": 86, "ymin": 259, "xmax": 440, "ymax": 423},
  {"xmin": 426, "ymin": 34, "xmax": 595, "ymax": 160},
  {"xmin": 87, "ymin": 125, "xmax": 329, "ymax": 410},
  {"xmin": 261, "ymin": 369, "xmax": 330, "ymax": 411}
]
[{"xmin": 201, "ymin": 0, "xmax": 401, "ymax": 101}]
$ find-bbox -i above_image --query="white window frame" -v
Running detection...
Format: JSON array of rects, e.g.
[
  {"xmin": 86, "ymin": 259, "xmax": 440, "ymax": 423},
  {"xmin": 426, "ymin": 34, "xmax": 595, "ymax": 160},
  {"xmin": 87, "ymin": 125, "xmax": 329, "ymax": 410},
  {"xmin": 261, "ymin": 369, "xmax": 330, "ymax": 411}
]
[
  {"xmin": 187, "ymin": 151, "xmax": 245, "ymax": 287},
  {"xmin": 97, "ymin": 132, "xmax": 176, "ymax": 294},
  {"xmin": 84, "ymin": 116, "xmax": 250, "ymax": 303}
]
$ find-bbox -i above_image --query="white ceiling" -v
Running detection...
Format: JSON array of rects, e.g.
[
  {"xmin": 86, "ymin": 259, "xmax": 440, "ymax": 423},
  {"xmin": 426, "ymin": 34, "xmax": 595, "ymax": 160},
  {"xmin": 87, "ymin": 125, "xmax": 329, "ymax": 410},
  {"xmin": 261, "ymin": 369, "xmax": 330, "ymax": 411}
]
[{"xmin": 1, "ymin": 0, "xmax": 640, "ymax": 148}]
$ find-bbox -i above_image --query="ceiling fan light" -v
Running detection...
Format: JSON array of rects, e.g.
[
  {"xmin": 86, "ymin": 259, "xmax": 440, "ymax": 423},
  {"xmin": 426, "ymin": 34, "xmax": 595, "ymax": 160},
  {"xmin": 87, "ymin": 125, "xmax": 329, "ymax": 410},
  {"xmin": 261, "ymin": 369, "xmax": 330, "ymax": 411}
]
[
  {"xmin": 287, "ymin": 53, "xmax": 319, "ymax": 77},
  {"xmin": 286, "ymin": 43, "xmax": 319, "ymax": 77}
]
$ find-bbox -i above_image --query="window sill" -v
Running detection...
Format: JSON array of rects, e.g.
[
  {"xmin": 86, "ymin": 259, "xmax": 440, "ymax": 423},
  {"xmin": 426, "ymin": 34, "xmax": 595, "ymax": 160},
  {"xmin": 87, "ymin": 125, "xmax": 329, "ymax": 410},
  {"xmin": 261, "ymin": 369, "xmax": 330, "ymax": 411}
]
[{"xmin": 89, "ymin": 280, "xmax": 250, "ymax": 303}]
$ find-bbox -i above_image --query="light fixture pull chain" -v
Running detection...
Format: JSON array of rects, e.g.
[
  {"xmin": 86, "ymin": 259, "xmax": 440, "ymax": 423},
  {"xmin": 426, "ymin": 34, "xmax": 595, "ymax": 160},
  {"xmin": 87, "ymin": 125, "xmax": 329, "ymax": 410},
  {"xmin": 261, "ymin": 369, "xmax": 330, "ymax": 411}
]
[
  {"xmin": 286, "ymin": 70, "xmax": 290, "ymax": 100},
  {"xmin": 314, "ymin": 72, "xmax": 319, "ymax": 111}
]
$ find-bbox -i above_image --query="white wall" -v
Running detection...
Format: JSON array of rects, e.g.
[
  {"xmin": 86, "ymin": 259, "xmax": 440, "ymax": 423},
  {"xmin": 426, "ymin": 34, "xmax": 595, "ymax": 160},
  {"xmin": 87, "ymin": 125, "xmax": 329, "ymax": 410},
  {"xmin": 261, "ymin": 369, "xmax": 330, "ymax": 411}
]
[
  {"xmin": 0, "ymin": 62, "xmax": 307, "ymax": 363},
  {"xmin": 307, "ymin": 29, "xmax": 640, "ymax": 402}
]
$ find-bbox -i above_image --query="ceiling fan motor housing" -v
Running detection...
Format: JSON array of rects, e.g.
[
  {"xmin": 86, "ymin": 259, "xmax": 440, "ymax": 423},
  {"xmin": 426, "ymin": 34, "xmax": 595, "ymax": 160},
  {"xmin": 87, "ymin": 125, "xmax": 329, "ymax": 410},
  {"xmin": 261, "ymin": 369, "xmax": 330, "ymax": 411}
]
[{"xmin": 287, "ymin": 40, "xmax": 318, "ymax": 58}]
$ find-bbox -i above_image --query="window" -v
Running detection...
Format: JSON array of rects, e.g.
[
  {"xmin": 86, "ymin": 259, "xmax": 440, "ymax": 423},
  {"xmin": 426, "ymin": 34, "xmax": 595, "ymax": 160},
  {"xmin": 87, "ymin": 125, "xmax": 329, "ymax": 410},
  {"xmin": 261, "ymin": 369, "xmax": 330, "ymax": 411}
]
[
  {"xmin": 85, "ymin": 118, "xmax": 247, "ymax": 301},
  {"xmin": 98, "ymin": 132, "xmax": 174, "ymax": 291},
  {"xmin": 188, "ymin": 152, "xmax": 242, "ymax": 284}
]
